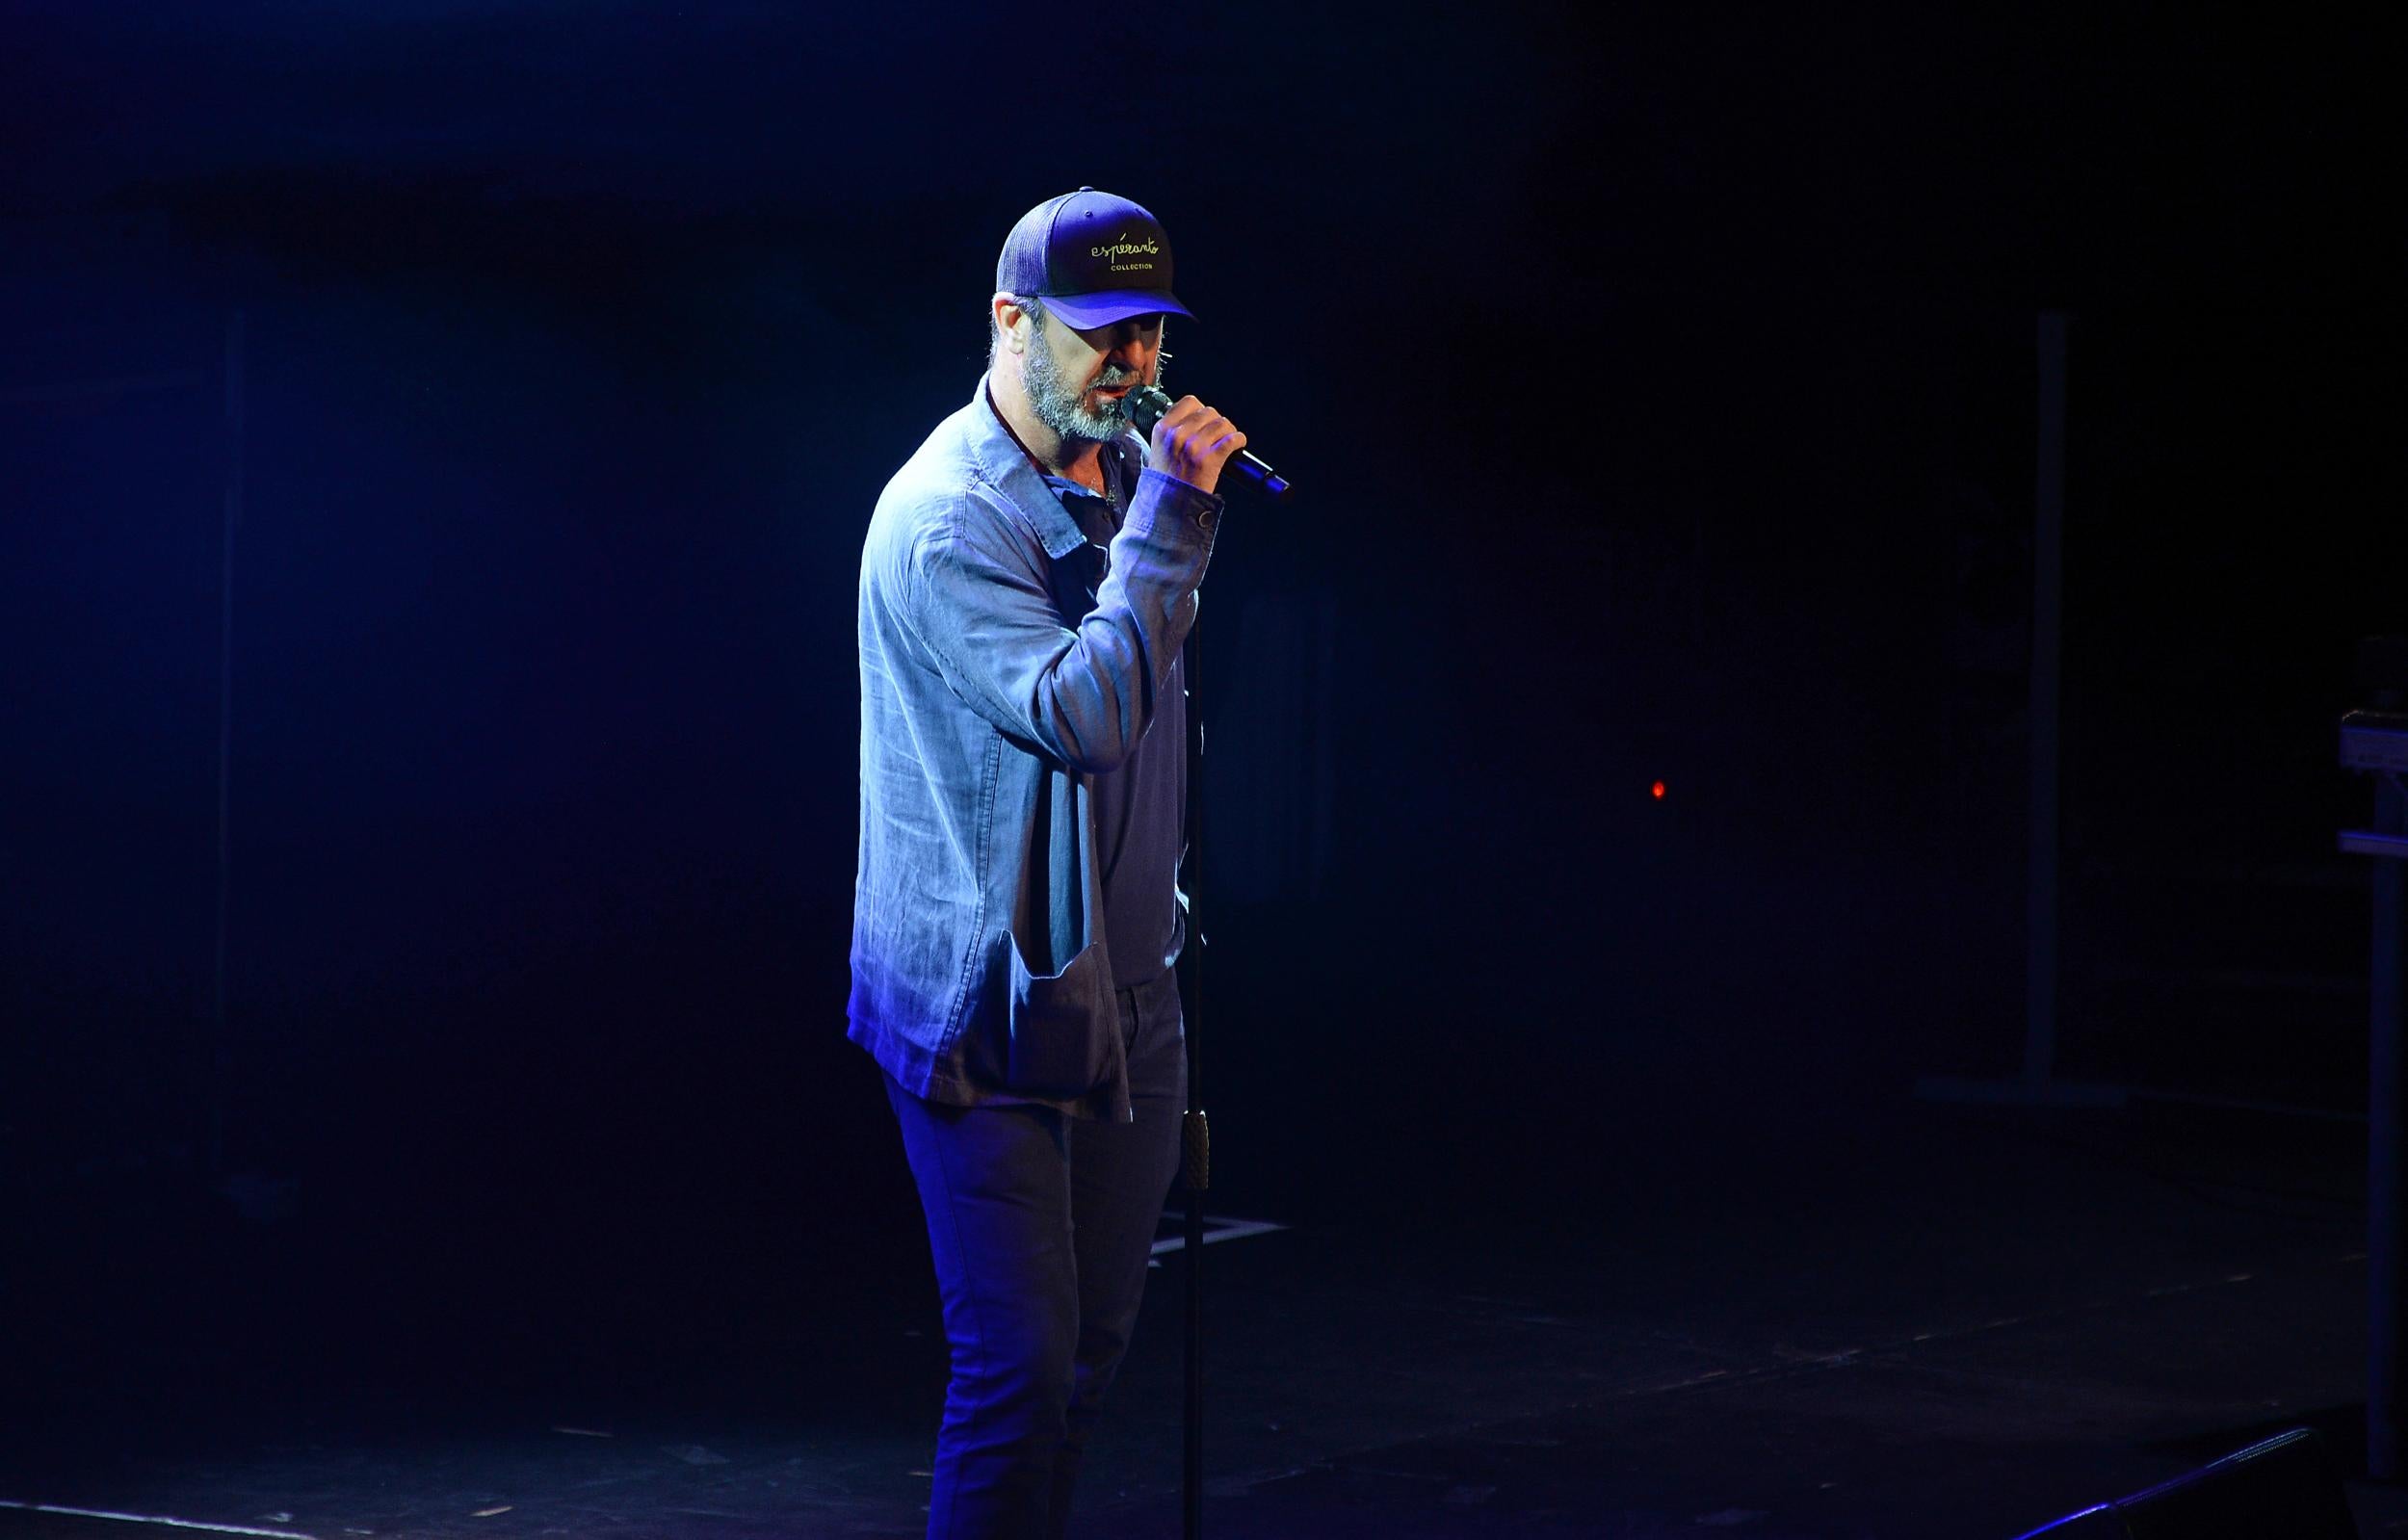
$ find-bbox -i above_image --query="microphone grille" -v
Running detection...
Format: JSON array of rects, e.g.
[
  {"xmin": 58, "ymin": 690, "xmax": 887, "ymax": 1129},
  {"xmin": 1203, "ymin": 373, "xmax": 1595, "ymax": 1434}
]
[{"xmin": 1128, "ymin": 384, "xmax": 1172, "ymax": 436}]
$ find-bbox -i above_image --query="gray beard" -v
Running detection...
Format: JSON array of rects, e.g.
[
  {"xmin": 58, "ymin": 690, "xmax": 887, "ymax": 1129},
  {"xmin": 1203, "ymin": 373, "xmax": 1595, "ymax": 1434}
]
[{"xmin": 1022, "ymin": 336, "xmax": 1137, "ymax": 445}]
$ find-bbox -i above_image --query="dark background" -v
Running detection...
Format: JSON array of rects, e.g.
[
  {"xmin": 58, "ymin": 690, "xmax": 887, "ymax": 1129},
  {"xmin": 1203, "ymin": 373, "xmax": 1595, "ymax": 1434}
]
[{"xmin": 3, "ymin": 2, "xmax": 2402, "ymax": 1423}]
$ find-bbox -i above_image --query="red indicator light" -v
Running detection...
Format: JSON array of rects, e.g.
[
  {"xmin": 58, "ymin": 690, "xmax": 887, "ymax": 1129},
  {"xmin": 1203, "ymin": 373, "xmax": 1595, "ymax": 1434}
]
[{"xmin": 1651, "ymin": 780, "xmax": 1666, "ymax": 800}]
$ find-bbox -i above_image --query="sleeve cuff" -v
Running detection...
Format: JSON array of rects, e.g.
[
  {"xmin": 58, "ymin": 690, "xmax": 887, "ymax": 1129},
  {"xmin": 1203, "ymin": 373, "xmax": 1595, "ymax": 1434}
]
[{"xmin": 1135, "ymin": 465, "xmax": 1227, "ymax": 536}]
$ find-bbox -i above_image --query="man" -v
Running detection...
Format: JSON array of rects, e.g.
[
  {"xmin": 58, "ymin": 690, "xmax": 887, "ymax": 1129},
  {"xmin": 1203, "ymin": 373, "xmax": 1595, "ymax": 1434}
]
[{"xmin": 850, "ymin": 187, "xmax": 1247, "ymax": 1538}]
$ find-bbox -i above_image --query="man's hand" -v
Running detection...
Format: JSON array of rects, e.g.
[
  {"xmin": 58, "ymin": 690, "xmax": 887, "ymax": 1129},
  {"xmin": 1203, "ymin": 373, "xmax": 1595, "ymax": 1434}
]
[{"xmin": 1145, "ymin": 395, "xmax": 1247, "ymax": 497}]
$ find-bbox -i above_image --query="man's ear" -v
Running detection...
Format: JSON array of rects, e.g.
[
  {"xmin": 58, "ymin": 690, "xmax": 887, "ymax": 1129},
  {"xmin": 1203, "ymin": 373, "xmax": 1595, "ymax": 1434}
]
[{"xmin": 992, "ymin": 292, "xmax": 1034, "ymax": 356}]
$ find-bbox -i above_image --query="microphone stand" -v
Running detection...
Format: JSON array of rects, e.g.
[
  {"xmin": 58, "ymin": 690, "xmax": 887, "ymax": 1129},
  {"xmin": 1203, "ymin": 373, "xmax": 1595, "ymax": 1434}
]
[
  {"xmin": 1138, "ymin": 379, "xmax": 1285, "ymax": 1540},
  {"xmin": 1177, "ymin": 602, "xmax": 1209, "ymax": 1540}
]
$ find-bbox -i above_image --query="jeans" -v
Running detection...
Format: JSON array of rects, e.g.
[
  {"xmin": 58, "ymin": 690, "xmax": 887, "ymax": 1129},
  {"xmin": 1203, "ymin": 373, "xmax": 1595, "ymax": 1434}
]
[{"xmin": 884, "ymin": 965, "xmax": 1188, "ymax": 1539}]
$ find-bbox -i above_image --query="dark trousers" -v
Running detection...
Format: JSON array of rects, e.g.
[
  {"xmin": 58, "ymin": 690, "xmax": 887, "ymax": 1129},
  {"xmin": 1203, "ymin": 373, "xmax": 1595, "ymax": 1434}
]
[{"xmin": 884, "ymin": 967, "xmax": 1187, "ymax": 1540}]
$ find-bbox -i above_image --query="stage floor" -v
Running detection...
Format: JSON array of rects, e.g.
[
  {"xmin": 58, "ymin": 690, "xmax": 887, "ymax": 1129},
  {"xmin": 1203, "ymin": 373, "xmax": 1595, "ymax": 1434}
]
[{"xmin": 5, "ymin": 1097, "xmax": 2404, "ymax": 1538}]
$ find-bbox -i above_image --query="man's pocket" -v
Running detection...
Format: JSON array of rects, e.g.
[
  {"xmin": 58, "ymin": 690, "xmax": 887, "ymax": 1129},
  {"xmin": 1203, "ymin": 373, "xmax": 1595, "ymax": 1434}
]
[{"xmin": 990, "ymin": 930, "xmax": 1117, "ymax": 1099}]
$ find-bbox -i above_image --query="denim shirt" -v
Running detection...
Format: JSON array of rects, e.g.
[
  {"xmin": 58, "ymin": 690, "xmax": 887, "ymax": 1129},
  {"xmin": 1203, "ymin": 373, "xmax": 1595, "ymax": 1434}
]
[
  {"xmin": 1038, "ymin": 460, "xmax": 1190, "ymax": 995},
  {"xmin": 850, "ymin": 379, "xmax": 1223, "ymax": 1121}
]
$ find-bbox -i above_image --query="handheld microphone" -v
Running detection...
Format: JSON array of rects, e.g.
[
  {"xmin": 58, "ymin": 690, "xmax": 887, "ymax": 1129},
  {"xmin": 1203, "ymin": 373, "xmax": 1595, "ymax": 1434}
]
[{"xmin": 1127, "ymin": 384, "xmax": 1293, "ymax": 502}]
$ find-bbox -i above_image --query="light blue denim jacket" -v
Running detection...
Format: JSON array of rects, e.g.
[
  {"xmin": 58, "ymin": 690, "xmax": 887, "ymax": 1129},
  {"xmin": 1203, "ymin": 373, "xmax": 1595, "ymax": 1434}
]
[{"xmin": 850, "ymin": 380, "xmax": 1222, "ymax": 1121}]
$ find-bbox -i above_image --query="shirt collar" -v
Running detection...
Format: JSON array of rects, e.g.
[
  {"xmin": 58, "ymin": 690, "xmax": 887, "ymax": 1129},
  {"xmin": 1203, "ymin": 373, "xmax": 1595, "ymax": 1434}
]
[
  {"xmin": 1037, "ymin": 458, "xmax": 1118, "ymax": 508},
  {"xmin": 967, "ymin": 377, "xmax": 1142, "ymax": 561}
]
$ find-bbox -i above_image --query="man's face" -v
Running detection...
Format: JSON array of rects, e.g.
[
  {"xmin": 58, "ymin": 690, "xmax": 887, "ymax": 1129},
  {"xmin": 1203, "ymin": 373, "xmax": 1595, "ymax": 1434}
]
[{"xmin": 1019, "ymin": 305, "xmax": 1165, "ymax": 445}]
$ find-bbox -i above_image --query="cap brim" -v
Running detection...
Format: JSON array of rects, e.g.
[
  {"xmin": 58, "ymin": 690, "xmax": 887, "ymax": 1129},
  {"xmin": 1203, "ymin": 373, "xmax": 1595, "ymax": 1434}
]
[{"xmin": 1041, "ymin": 290, "xmax": 1193, "ymax": 329}]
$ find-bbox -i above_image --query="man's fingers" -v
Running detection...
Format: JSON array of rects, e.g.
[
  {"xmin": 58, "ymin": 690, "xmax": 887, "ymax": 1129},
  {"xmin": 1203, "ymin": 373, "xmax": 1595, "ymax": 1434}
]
[
  {"xmin": 1160, "ymin": 397, "xmax": 1217, "ymax": 433},
  {"xmin": 1146, "ymin": 392, "xmax": 1246, "ymax": 490},
  {"xmin": 1165, "ymin": 402, "xmax": 1241, "ymax": 454}
]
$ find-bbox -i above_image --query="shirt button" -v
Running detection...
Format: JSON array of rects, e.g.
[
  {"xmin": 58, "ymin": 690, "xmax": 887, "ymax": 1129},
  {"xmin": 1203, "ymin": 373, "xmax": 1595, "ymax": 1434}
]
[{"xmin": 1198, "ymin": 509, "xmax": 1217, "ymax": 530}]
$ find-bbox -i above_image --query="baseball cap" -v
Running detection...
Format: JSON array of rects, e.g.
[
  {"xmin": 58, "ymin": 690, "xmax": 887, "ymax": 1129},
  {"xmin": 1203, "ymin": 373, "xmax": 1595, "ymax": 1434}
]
[{"xmin": 996, "ymin": 187, "xmax": 1194, "ymax": 330}]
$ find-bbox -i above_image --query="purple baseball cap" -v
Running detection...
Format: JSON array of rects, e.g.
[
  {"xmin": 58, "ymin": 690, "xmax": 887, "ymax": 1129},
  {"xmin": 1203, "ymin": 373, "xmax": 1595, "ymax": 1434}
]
[{"xmin": 996, "ymin": 187, "xmax": 1194, "ymax": 330}]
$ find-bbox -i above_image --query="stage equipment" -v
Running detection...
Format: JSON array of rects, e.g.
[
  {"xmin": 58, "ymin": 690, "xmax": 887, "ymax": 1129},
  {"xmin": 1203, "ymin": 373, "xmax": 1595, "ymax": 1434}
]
[
  {"xmin": 2342, "ymin": 634, "xmax": 2408, "ymax": 1478},
  {"xmin": 1917, "ymin": 311, "xmax": 2125, "ymax": 1111},
  {"xmin": 2010, "ymin": 1425, "xmax": 2355, "ymax": 1538},
  {"xmin": 1130, "ymin": 379, "xmax": 1289, "ymax": 1540}
]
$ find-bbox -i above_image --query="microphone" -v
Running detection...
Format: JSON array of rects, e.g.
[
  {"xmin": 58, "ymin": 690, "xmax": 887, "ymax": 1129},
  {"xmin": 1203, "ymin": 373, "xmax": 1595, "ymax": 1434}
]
[{"xmin": 1127, "ymin": 384, "xmax": 1294, "ymax": 502}]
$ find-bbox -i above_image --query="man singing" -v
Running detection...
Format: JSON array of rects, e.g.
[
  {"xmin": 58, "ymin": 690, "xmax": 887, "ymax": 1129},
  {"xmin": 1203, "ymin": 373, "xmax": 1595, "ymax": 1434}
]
[{"xmin": 850, "ymin": 188, "xmax": 1247, "ymax": 1537}]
